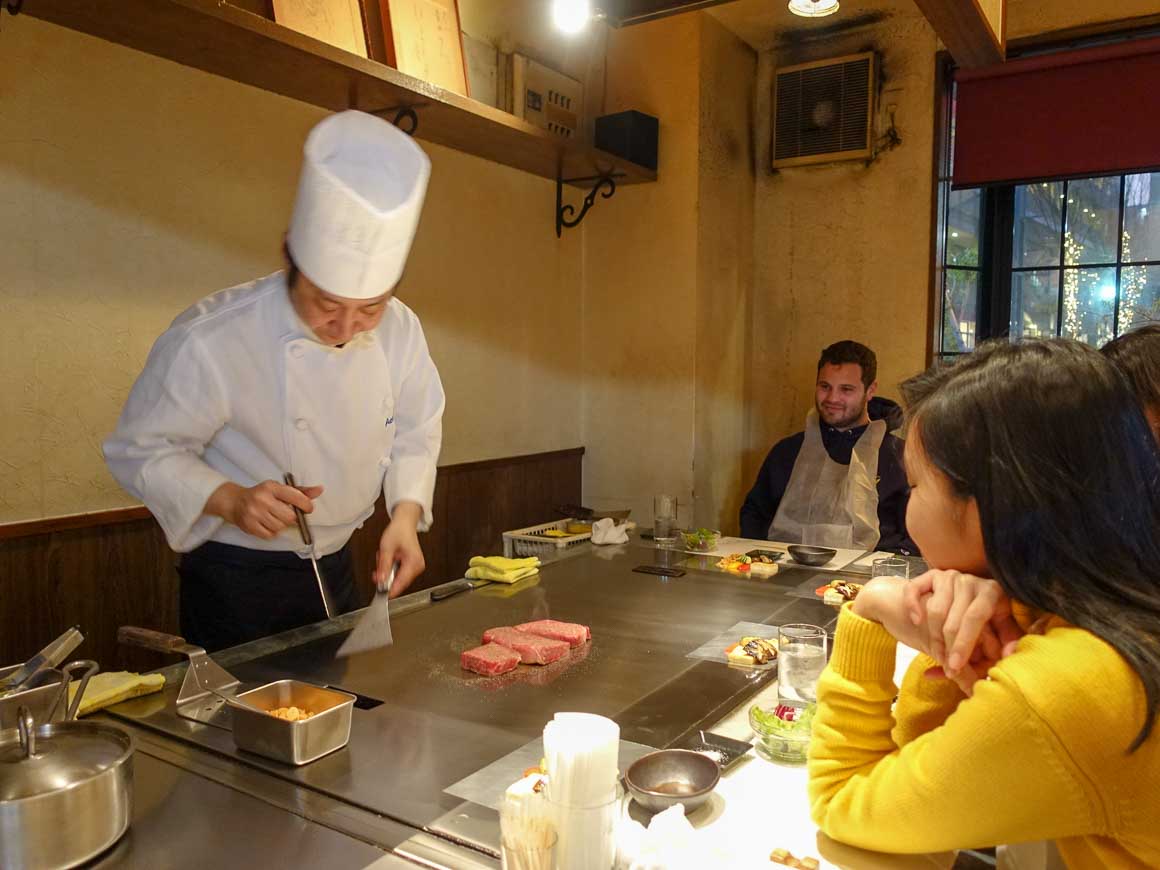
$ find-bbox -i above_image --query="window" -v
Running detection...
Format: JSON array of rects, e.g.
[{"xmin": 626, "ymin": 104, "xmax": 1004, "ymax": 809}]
[
  {"xmin": 1011, "ymin": 174, "xmax": 1160, "ymax": 345},
  {"xmin": 933, "ymin": 62, "xmax": 1160, "ymax": 361}
]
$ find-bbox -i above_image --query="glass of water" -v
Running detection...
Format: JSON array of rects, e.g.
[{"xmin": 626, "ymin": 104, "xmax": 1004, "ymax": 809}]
[
  {"xmin": 871, "ymin": 556, "xmax": 910, "ymax": 579},
  {"xmin": 778, "ymin": 624, "xmax": 828, "ymax": 705},
  {"xmin": 653, "ymin": 494, "xmax": 678, "ymax": 546}
]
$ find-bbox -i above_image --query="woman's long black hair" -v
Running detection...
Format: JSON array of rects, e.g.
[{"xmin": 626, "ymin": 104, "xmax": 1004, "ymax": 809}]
[{"xmin": 902, "ymin": 339, "xmax": 1160, "ymax": 751}]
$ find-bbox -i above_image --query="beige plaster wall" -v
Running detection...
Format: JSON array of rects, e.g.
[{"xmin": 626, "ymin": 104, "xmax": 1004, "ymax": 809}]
[
  {"xmin": 0, "ymin": 16, "xmax": 582, "ymax": 521},
  {"xmin": 746, "ymin": 9, "xmax": 938, "ymax": 483},
  {"xmin": 580, "ymin": 13, "xmax": 703, "ymax": 527},
  {"xmin": 693, "ymin": 15, "xmax": 757, "ymax": 533}
]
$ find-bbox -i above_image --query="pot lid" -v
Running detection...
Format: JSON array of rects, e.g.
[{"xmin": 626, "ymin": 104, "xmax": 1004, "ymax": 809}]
[{"xmin": 0, "ymin": 721, "xmax": 131, "ymax": 801}]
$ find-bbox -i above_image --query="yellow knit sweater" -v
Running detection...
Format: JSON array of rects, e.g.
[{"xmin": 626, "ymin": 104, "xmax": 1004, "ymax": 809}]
[{"xmin": 808, "ymin": 604, "xmax": 1160, "ymax": 868}]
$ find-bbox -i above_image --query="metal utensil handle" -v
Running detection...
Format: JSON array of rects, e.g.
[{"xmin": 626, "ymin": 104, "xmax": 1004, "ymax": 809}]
[
  {"xmin": 283, "ymin": 472, "xmax": 314, "ymax": 547},
  {"xmin": 17, "ymin": 706, "xmax": 35, "ymax": 758},
  {"xmin": 117, "ymin": 625, "xmax": 191, "ymax": 653},
  {"xmin": 383, "ymin": 562, "xmax": 397, "ymax": 593},
  {"xmin": 59, "ymin": 659, "xmax": 99, "ymax": 721}
]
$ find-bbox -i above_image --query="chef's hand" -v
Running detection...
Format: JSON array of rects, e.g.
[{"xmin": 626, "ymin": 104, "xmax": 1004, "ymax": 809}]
[
  {"xmin": 903, "ymin": 570, "xmax": 1023, "ymax": 695},
  {"xmin": 376, "ymin": 501, "xmax": 425, "ymax": 598},
  {"xmin": 205, "ymin": 480, "xmax": 323, "ymax": 540}
]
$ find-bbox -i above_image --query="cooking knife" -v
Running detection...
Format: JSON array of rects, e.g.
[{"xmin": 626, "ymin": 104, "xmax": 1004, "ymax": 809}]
[
  {"xmin": 0, "ymin": 625, "xmax": 84, "ymax": 694},
  {"xmin": 284, "ymin": 472, "xmax": 337, "ymax": 620}
]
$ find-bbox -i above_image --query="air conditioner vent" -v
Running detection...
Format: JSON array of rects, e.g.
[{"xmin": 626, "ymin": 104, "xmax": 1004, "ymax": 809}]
[{"xmin": 773, "ymin": 52, "xmax": 876, "ymax": 169}]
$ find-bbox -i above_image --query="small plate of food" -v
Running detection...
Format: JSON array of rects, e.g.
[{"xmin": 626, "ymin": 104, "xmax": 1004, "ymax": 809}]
[
  {"xmin": 815, "ymin": 578, "xmax": 863, "ymax": 606},
  {"xmin": 716, "ymin": 553, "xmax": 779, "ymax": 579},
  {"xmin": 725, "ymin": 635, "xmax": 779, "ymax": 668}
]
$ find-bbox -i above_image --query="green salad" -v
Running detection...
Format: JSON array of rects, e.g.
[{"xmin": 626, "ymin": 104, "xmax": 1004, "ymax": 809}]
[
  {"xmin": 750, "ymin": 702, "xmax": 815, "ymax": 736},
  {"xmin": 681, "ymin": 528, "xmax": 720, "ymax": 550}
]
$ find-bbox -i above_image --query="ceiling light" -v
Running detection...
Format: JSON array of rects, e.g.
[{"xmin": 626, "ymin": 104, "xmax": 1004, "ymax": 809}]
[
  {"xmin": 552, "ymin": 0, "xmax": 591, "ymax": 33},
  {"xmin": 788, "ymin": 0, "xmax": 840, "ymax": 17}
]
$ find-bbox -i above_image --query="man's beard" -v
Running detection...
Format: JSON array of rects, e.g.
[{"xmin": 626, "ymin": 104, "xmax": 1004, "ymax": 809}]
[{"xmin": 816, "ymin": 400, "xmax": 867, "ymax": 431}]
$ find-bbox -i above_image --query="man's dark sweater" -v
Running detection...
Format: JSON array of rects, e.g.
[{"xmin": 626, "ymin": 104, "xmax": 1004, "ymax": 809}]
[{"xmin": 739, "ymin": 405, "xmax": 915, "ymax": 554}]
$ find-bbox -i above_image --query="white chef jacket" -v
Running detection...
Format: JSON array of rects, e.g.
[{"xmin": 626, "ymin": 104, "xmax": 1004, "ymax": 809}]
[{"xmin": 103, "ymin": 271, "xmax": 444, "ymax": 556}]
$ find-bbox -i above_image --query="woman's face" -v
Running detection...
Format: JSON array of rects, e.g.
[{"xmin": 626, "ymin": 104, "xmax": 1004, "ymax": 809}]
[{"xmin": 904, "ymin": 424, "xmax": 989, "ymax": 576}]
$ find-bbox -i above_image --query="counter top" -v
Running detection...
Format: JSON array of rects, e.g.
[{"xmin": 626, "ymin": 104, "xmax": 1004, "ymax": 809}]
[{"xmin": 96, "ymin": 539, "xmax": 943, "ymax": 868}]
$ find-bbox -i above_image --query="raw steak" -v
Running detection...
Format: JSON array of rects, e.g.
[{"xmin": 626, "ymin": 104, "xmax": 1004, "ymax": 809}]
[
  {"xmin": 461, "ymin": 642, "xmax": 520, "ymax": 677},
  {"xmin": 515, "ymin": 619, "xmax": 591, "ymax": 648},
  {"xmin": 482, "ymin": 627, "xmax": 570, "ymax": 665}
]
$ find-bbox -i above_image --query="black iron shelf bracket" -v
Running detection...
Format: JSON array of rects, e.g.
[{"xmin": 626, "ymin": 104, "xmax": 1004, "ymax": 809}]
[
  {"xmin": 367, "ymin": 105, "xmax": 421, "ymax": 136},
  {"xmin": 556, "ymin": 172, "xmax": 621, "ymax": 238}
]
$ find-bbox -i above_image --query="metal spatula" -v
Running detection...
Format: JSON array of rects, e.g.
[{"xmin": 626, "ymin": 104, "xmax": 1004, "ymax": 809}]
[{"xmin": 336, "ymin": 564, "xmax": 395, "ymax": 658}]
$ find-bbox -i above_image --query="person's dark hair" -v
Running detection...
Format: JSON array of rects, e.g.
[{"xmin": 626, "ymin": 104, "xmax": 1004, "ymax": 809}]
[
  {"xmin": 1101, "ymin": 324, "xmax": 1160, "ymax": 413},
  {"xmin": 283, "ymin": 241, "xmax": 301, "ymax": 289},
  {"xmin": 901, "ymin": 339, "xmax": 1160, "ymax": 751},
  {"xmin": 818, "ymin": 340, "xmax": 877, "ymax": 388}
]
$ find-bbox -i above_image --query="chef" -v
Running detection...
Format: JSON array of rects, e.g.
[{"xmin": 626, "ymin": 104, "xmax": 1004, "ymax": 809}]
[{"xmin": 104, "ymin": 110, "xmax": 445, "ymax": 651}]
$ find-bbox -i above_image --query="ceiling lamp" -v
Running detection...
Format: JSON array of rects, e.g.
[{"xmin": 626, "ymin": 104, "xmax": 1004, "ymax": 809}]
[
  {"xmin": 788, "ymin": 0, "xmax": 840, "ymax": 17},
  {"xmin": 552, "ymin": 0, "xmax": 592, "ymax": 33}
]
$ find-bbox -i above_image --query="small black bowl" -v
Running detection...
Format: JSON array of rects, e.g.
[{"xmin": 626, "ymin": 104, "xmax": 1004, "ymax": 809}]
[{"xmin": 787, "ymin": 544, "xmax": 838, "ymax": 567}]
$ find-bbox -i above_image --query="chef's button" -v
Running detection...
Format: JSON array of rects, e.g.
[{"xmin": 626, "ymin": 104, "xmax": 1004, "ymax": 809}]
[
  {"xmin": 295, "ymin": 418, "xmax": 309, "ymax": 431},
  {"xmin": 290, "ymin": 345, "xmax": 305, "ymax": 359}
]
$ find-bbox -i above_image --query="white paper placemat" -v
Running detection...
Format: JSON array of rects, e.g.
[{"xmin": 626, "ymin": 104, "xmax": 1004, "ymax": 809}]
[
  {"xmin": 685, "ymin": 621, "xmax": 780, "ymax": 671},
  {"xmin": 445, "ymin": 737, "xmax": 656, "ymax": 811},
  {"xmin": 683, "ymin": 537, "xmax": 867, "ymax": 572}
]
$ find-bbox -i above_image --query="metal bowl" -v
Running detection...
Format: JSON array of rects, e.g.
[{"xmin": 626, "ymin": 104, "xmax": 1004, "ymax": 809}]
[
  {"xmin": 787, "ymin": 545, "xmax": 837, "ymax": 567},
  {"xmin": 624, "ymin": 749, "xmax": 720, "ymax": 814}
]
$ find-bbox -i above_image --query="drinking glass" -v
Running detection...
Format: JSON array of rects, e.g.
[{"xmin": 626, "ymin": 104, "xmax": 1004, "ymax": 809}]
[
  {"xmin": 777, "ymin": 624, "xmax": 827, "ymax": 705},
  {"xmin": 871, "ymin": 556, "xmax": 910, "ymax": 579},
  {"xmin": 500, "ymin": 830, "xmax": 557, "ymax": 870},
  {"xmin": 544, "ymin": 788, "xmax": 619, "ymax": 869},
  {"xmin": 653, "ymin": 494, "xmax": 678, "ymax": 545}
]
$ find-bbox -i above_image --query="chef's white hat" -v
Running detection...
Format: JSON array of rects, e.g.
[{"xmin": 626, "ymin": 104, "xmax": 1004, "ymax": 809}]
[{"xmin": 287, "ymin": 110, "xmax": 431, "ymax": 300}]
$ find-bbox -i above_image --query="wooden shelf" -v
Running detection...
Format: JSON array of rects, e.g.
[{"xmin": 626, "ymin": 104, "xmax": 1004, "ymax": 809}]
[{"xmin": 20, "ymin": 0, "xmax": 657, "ymax": 187}]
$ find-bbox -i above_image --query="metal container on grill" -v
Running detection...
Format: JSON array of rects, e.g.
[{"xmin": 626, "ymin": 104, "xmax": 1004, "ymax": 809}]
[
  {"xmin": 231, "ymin": 679, "xmax": 355, "ymax": 765},
  {"xmin": 1, "ymin": 661, "xmax": 130, "ymax": 870}
]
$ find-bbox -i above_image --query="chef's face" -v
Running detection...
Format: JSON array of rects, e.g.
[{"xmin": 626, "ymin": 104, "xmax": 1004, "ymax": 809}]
[
  {"xmin": 815, "ymin": 363, "xmax": 875, "ymax": 429},
  {"xmin": 903, "ymin": 424, "xmax": 988, "ymax": 575},
  {"xmin": 289, "ymin": 273, "xmax": 391, "ymax": 346}
]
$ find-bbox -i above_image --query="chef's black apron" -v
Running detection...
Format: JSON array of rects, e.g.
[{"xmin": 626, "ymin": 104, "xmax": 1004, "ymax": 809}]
[{"xmin": 178, "ymin": 542, "xmax": 359, "ymax": 652}]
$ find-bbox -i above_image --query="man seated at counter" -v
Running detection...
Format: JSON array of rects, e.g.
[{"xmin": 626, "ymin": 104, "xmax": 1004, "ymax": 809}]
[
  {"xmin": 739, "ymin": 340, "xmax": 914, "ymax": 553},
  {"xmin": 1102, "ymin": 323, "xmax": 1160, "ymax": 441}
]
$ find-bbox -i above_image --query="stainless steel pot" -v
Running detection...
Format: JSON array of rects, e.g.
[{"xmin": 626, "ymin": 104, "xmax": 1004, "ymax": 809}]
[{"xmin": 0, "ymin": 703, "xmax": 133, "ymax": 869}]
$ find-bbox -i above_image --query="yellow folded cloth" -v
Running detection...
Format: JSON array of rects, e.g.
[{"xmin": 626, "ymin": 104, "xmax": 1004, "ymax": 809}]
[
  {"xmin": 469, "ymin": 555, "xmax": 540, "ymax": 572},
  {"xmin": 477, "ymin": 573, "xmax": 542, "ymax": 598},
  {"xmin": 466, "ymin": 565, "xmax": 541, "ymax": 584},
  {"xmin": 68, "ymin": 671, "xmax": 166, "ymax": 716}
]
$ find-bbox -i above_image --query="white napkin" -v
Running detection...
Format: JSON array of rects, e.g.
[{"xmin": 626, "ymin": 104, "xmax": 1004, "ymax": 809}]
[
  {"xmin": 592, "ymin": 517, "xmax": 629, "ymax": 545},
  {"xmin": 616, "ymin": 805, "xmax": 729, "ymax": 869}
]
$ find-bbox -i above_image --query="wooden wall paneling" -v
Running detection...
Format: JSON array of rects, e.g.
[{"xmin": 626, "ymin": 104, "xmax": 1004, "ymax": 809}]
[{"xmin": 0, "ymin": 522, "xmax": 179, "ymax": 672}]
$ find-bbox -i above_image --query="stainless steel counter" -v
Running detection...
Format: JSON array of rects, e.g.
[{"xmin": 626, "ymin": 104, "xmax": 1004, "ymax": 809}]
[
  {"xmin": 87, "ymin": 721, "xmax": 416, "ymax": 868},
  {"xmin": 106, "ymin": 541, "xmax": 838, "ymax": 865}
]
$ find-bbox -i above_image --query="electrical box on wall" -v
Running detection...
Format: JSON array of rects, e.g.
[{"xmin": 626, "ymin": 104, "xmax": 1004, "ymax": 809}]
[
  {"xmin": 505, "ymin": 54, "xmax": 583, "ymax": 140},
  {"xmin": 772, "ymin": 51, "xmax": 876, "ymax": 169}
]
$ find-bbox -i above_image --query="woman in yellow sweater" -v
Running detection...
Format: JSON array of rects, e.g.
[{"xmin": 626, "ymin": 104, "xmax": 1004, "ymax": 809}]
[{"xmin": 808, "ymin": 339, "xmax": 1160, "ymax": 868}]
